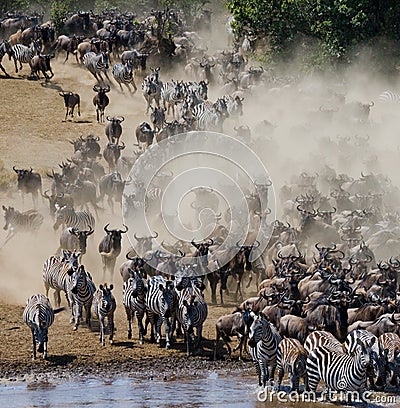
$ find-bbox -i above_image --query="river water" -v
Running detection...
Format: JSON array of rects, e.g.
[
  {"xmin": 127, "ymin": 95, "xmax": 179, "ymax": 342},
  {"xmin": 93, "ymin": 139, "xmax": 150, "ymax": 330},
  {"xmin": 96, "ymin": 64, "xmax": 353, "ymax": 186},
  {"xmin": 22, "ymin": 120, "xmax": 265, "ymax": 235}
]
[{"xmin": 0, "ymin": 373, "xmax": 398, "ymax": 408}]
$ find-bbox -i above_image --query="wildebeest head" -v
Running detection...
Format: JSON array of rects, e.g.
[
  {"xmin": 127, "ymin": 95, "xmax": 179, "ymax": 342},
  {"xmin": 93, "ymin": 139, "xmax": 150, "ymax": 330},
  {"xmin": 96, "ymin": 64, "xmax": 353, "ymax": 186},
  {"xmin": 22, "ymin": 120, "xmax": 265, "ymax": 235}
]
[
  {"xmin": 134, "ymin": 232, "xmax": 159, "ymax": 254},
  {"xmin": 69, "ymin": 226, "xmax": 94, "ymax": 254},
  {"xmin": 103, "ymin": 223, "xmax": 129, "ymax": 249},
  {"xmin": 191, "ymin": 238, "xmax": 214, "ymax": 267}
]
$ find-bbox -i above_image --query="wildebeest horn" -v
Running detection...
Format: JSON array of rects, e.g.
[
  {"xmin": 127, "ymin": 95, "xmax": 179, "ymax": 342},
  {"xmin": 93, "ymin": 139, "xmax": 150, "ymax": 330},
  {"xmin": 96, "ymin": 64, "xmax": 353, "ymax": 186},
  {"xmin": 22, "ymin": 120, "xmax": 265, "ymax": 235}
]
[
  {"xmin": 119, "ymin": 116, "xmax": 125, "ymax": 122},
  {"xmin": 106, "ymin": 115, "xmax": 111, "ymax": 121},
  {"xmin": 120, "ymin": 224, "xmax": 128, "ymax": 233},
  {"xmin": 42, "ymin": 190, "xmax": 50, "ymax": 199},
  {"xmin": 152, "ymin": 231, "xmax": 158, "ymax": 238},
  {"xmin": 85, "ymin": 226, "xmax": 94, "ymax": 236},
  {"xmin": 134, "ymin": 232, "xmax": 143, "ymax": 240},
  {"xmin": 253, "ymin": 240, "xmax": 260, "ymax": 248},
  {"xmin": 104, "ymin": 223, "xmax": 111, "ymax": 233}
]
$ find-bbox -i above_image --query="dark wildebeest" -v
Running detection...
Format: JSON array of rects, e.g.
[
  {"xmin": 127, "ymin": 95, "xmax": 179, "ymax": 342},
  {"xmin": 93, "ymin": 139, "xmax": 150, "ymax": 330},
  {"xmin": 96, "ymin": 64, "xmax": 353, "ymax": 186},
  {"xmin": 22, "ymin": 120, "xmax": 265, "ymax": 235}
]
[
  {"xmin": 105, "ymin": 116, "xmax": 124, "ymax": 144},
  {"xmin": 93, "ymin": 84, "xmax": 110, "ymax": 123},
  {"xmin": 103, "ymin": 142, "xmax": 126, "ymax": 172},
  {"xmin": 98, "ymin": 224, "xmax": 129, "ymax": 282},
  {"xmin": 55, "ymin": 34, "xmax": 80, "ymax": 63},
  {"xmin": 29, "ymin": 53, "xmax": 54, "ymax": 81},
  {"xmin": 59, "ymin": 91, "xmax": 80, "ymax": 121},
  {"xmin": 13, "ymin": 166, "xmax": 42, "ymax": 207},
  {"xmin": 57, "ymin": 226, "xmax": 94, "ymax": 258},
  {"xmin": 135, "ymin": 121, "xmax": 155, "ymax": 150}
]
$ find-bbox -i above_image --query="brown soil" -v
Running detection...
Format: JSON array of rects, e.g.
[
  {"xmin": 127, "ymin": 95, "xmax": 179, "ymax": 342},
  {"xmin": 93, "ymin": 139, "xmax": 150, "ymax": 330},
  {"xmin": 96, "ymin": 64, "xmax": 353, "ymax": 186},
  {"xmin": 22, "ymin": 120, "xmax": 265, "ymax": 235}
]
[{"xmin": 0, "ymin": 57, "xmax": 255, "ymax": 381}]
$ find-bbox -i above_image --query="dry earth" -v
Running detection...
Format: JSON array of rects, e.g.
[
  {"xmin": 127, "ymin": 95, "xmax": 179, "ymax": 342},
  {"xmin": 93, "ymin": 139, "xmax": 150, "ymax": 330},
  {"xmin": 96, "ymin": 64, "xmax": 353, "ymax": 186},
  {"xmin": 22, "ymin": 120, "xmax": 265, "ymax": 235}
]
[{"xmin": 0, "ymin": 56, "xmax": 255, "ymax": 382}]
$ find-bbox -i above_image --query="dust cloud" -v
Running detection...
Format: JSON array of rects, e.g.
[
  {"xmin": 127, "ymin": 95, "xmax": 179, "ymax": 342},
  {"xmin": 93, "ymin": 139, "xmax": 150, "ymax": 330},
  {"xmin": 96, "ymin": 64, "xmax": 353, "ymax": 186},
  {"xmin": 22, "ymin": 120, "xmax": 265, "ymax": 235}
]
[{"xmin": 1, "ymin": 10, "xmax": 400, "ymax": 304}]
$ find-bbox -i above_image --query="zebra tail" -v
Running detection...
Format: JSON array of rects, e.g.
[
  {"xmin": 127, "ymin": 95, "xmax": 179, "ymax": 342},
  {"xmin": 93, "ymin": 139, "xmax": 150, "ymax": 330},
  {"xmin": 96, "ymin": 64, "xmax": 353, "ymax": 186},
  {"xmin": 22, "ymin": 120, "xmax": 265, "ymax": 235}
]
[{"xmin": 54, "ymin": 307, "xmax": 66, "ymax": 314}]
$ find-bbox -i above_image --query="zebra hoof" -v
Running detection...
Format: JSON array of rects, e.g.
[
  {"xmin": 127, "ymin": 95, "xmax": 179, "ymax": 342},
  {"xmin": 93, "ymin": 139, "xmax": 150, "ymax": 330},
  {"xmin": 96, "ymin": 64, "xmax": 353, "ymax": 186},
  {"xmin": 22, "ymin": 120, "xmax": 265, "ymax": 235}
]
[
  {"xmin": 110, "ymin": 340, "xmax": 113, "ymax": 345},
  {"xmin": 128, "ymin": 333, "xmax": 132, "ymax": 340},
  {"xmin": 73, "ymin": 326, "xmax": 78, "ymax": 331}
]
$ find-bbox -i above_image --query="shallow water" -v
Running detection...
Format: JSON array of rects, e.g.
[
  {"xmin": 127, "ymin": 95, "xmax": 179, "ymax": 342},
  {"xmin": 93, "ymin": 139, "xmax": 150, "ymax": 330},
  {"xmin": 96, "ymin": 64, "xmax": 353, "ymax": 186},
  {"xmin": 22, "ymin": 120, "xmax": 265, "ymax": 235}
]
[{"xmin": 0, "ymin": 373, "xmax": 398, "ymax": 408}]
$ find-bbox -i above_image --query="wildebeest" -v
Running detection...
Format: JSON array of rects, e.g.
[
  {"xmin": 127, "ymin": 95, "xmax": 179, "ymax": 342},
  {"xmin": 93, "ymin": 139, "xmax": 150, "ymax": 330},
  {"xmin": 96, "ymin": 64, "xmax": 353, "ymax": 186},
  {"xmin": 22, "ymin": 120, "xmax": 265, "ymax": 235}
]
[
  {"xmin": 135, "ymin": 121, "xmax": 155, "ymax": 150},
  {"xmin": 105, "ymin": 116, "xmax": 124, "ymax": 144},
  {"xmin": 98, "ymin": 224, "xmax": 129, "ymax": 282},
  {"xmin": 103, "ymin": 142, "xmax": 126, "ymax": 172},
  {"xmin": 59, "ymin": 91, "xmax": 80, "ymax": 121},
  {"xmin": 57, "ymin": 226, "xmax": 94, "ymax": 257},
  {"xmin": 55, "ymin": 34, "xmax": 80, "ymax": 63},
  {"xmin": 29, "ymin": 53, "xmax": 54, "ymax": 81},
  {"xmin": 93, "ymin": 84, "xmax": 110, "ymax": 123},
  {"xmin": 13, "ymin": 166, "xmax": 42, "ymax": 207}
]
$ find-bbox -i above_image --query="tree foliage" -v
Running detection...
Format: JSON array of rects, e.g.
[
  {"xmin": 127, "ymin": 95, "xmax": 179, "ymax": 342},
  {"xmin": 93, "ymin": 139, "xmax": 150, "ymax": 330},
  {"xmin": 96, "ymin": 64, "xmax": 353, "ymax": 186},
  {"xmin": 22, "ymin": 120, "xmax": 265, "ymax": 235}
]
[{"xmin": 226, "ymin": 0, "xmax": 400, "ymax": 65}]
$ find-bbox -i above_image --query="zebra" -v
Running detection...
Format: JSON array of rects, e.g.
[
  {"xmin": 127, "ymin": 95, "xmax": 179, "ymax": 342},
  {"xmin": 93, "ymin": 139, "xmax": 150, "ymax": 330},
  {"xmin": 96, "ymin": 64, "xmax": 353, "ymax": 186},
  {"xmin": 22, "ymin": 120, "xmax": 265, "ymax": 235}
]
[
  {"xmin": 378, "ymin": 90, "xmax": 400, "ymax": 103},
  {"xmin": 307, "ymin": 337, "xmax": 375, "ymax": 392},
  {"xmin": 141, "ymin": 77, "xmax": 162, "ymax": 114},
  {"xmin": 0, "ymin": 40, "xmax": 14, "ymax": 77},
  {"xmin": 176, "ymin": 277, "xmax": 208, "ymax": 356},
  {"xmin": 111, "ymin": 62, "xmax": 137, "ymax": 93},
  {"xmin": 92, "ymin": 283, "xmax": 117, "ymax": 346},
  {"xmin": 122, "ymin": 268, "xmax": 147, "ymax": 343},
  {"xmin": 42, "ymin": 250, "xmax": 80, "ymax": 308},
  {"xmin": 68, "ymin": 264, "xmax": 96, "ymax": 331},
  {"xmin": 53, "ymin": 205, "xmax": 95, "ymax": 232},
  {"xmin": 145, "ymin": 275, "xmax": 177, "ymax": 349},
  {"xmin": 23, "ymin": 294, "xmax": 63, "ymax": 360},
  {"xmin": 345, "ymin": 329, "xmax": 386, "ymax": 390},
  {"xmin": 379, "ymin": 332, "xmax": 400, "ymax": 387},
  {"xmin": 223, "ymin": 94, "xmax": 244, "ymax": 119},
  {"xmin": 304, "ymin": 330, "xmax": 344, "ymax": 355},
  {"xmin": 248, "ymin": 311, "xmax": 281, "ymax": 387},
  {"xmin": 1, "ymin": 205, "xmax": 44, "ymax": 248},
  {"xmin": 11, "ymin": 40, "xmax": 40, "ymax": 73},
  {"xmin": 82, "ymin": 51, "xmax": 111, "ymax": 84},
  {"xmin": 187, "ymin": 80, "xmax": 208, "ymax": 100},
  {"xmin": 276, "ymin": 338, "xmax": 309, "ymax": 393},
  {"xmin": 161, "ymin": 80, "xmax": 186, "ymax": 117},
  {"xmin": 192, "ymin": 98, "xmax": 229, "ymax": 132}
]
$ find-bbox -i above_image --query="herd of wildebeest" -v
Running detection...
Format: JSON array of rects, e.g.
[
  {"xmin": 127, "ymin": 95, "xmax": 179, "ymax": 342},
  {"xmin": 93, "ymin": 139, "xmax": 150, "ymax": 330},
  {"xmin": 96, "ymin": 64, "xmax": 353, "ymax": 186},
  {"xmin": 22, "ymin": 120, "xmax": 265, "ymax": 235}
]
[{"xmin": 3, "ymin": 6, "xmax": 400, "ymax": 397}]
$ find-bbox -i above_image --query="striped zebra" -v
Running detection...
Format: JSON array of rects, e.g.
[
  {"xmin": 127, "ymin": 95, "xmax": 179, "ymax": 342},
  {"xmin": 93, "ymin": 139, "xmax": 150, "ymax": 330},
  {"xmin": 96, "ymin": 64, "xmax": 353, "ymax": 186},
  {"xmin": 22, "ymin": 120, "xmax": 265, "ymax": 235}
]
[
  {"xmin": 192, "ymin": 98, "xmax": 229, "ymax": 132},
  {"xmin": 345, "ymin": 329, "xmax": 386, "ymax": 390},
  {"xmin": 122, "ymin": 269, "xmax": 147, "ymax": 343},
  {"xmin": 304, "ymin": 330, "xmax": 344, "ymax": 355},
  {"xmin": 82, "ymin": 51, "xmax": 110, "ymax": 84},
  {"xmin": 307, "ymin": 337, "xmax": 375, "ymax": 392},
  {"xmin": 379, "ymin": 90, "xmax": 400, "ymax": 103},
  {"xmin": 68, "ymin": 264, "xmax": 96, "ymax": 331},
  {"xmin": 248, "ymin": 311, "xmax": 281, "ymax": 387},
  {"xmin": 92, "ymin": 283, "xmax": 117, "ymax": 346},
  {"xmin": 53, "ymin": 205, "xmax": 95, "ymax": 232},
  {"xmin": 11, "ymin": 40, "xmax": 40, "ymax": 73},
  {"xmin": 145, "ymin": 275, "xmax": 177, "ymax": 349},
  {"xmin": 379, "ymin": 332, "xmax": 400, "ymax": 387},
  {"xmin": 0, "ymin": 40, "xmax": 14, "ymax": 77},
  {"xmin": 187, "ymin": 80, "xmax": 208, "ymax": 100},
  {"xmin": 141, "ymin": 77, "xmax": 162, "ymax": 113},
  {"xmin": 161, "ymin": 80, "xmax": 186, "ymax": 117},
  {"xmin": 176, "ymin": 277, "xmax": 208, "ymax": 356},
  {"xmin": 111, "ymin": 62, "xmax": 137, "ymax": 93},
  {"xmin": 42, "ymin": 250, "xmax": 80, "ymax": 308},
  {"xmin": 223, "ymin": 94, "xmax": 244, "ymax": 119},
  {"xmin": 1, "ymin": 205, "xmax": 44, "ymax": 248},
  {"xmin": 23, "ymin": 293, "xmax": 63, "ymax": 360},
  {"xmin": 276, "ymin": 338, "xmax": 309, "ymax": 393}
]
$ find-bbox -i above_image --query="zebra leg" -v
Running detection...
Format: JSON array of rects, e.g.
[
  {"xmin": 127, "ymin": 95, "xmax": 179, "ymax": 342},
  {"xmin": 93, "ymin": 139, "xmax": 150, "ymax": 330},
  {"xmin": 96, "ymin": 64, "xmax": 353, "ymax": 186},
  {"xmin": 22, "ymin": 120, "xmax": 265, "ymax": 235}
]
[
  {"xmin": 137, "ymin": 311, "xmax": 145, "ymax": 344},
  {"xmin": 0, "ymin": 63, "xmax": 10, "ymax": 77},
  {"xmin": 109, "ymin": 315, "xmax": 114, "ymax": 345},
  {"xmin": 85, "ymin": 304, "xmax": 92, "ymax": 329},
  {"xmin": 99, "ymin": 316, "xmax": 106, "ymax": 346},
  {"xmin": 73, "ymin": 303, "xmax": 82, "ymax": 330},
  {"xmin": 276, "ymin": 364, "xmax": 284, "ymax": 391},
  {"xmin": 303, "ymin": 371, "xmax": 310, "ymax": 392},
  {"xmin": 164, "ymin": 316, "xmax": 171, "ymax": 349},
  {"xmin": 31, "ymin": 328, "xmax": 37, "ymax": 360},
  {"xmin": 156, "ymin": 315, "xmax": 162, "ymax": 345},
  {"xmin": 254, "ymin": 361, "xmax": 262, "ymax": 387},
  {"xmin": 125, "ymin": 307, "xmax": 132, "ymax": 339}
]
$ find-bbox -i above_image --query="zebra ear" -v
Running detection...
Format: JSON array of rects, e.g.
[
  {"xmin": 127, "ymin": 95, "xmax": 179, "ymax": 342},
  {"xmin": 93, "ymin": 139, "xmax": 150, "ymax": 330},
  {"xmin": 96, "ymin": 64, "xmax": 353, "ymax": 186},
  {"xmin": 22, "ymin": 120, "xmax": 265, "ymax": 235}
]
[
  {"xmin": 109, "ymin": 284, "xmax": 114, "ymax": 291},
  {"xmin": 2, "ymin": 205, "xmax": 6, "ymax": 211},
  {"xmin": 99, "ymin": 284, "xmax": 104, "ymax": 290}
]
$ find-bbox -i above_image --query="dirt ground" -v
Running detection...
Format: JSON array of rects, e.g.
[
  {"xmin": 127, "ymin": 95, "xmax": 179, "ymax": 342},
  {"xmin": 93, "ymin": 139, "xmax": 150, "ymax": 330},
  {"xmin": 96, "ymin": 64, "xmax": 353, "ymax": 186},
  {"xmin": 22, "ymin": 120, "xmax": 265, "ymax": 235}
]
[{"xmin": 0, "ymin": 56, "xmax": 256, "ymax": 382}]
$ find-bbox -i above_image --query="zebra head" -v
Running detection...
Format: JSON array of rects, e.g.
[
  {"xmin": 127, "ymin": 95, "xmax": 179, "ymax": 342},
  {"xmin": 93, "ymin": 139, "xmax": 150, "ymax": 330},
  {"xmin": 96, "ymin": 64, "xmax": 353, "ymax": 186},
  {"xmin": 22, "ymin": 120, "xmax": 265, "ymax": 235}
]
[
  {"xmin": 62, "ymin": 249, "xmax": 80, "ymax": 273},
  {"xmin": 181, "ymin": 295, "xmax": 197, "ymax": 334},
  {"xmin": 2, "ymin": 205, "xmax": 14, "ymax": 230},
  {"xmin": 69, "ymin": 264, "xmax": 90, "ymax": 294},
  {"xmin": 98, "ymin": 283, "xmax": 115, "ymax": 313},
  {"xmin": 128, "ymin": 268, "xmax": 146, "ymax": 297},
  {"xmin": 248, "ymin": 312, "xmax": 269, "ymax": 348}
]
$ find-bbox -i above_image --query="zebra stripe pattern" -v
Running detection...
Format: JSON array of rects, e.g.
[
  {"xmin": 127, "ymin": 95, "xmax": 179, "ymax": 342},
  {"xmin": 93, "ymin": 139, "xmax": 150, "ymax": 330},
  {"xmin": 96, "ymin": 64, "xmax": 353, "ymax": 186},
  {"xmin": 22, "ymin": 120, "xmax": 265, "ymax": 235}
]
[
  {"xmin": 23, "ymin": 294, "xmax": 55, "ymax": 360},
  {"xmin": 192, "ymin": 98, "xmax": 229, "ymax": 132},
  {"xmin": 277, "ymin": 338, "xmax": 309, "ymax": 392},
  {"xmin": 82, "ymin": 51, "xmax": 110, "ymax": 83},
  {"xmin": 345, "ymin": 329, "xmax": 386, "ymax": 390},
  {"xmin": 42, "ymin": 250, "xmax": 80, "ymax": 308},
  {"xmin": 379, "ymin": 90, "xmax": 400, "ymax": 103},
  {"xmin": 68, "ymin": 265, "xmax": 96, "ymax": 331},
  {"xmin": 2, "ymin": 205, "xmax": 43, "ymax": 248},
  {"xmin": 11, "ymin": 41, "xmax": 40, "ymax": 73},
  {"xmin": 92, "ymin": 283, "xmax": 116, "ymax": 346},
  {"xmin": 161, "ymin": 80, "xmax": 186, "ymax": 117},
  {"xmin": 176, "ymin": 277, "xmax": 208, "ymax": 356},
  {"xmin": 248, "ymin": 312, "xmax": 281, "ymax": 387},
  {"xmin": 304, "ymin": 330, "xmax": 344, "ymax": 355},
  {"xmin": 53, "ymin": 205, "xmax": 95, "ymax": 231},
  {"xmin": 112, "ymin": 62, "xmax": 136, "ymax": 93},
  {"xmin": 145, "ymin": 275, "xmax": 177, "ymax": 349},
  {"xmin": 222, "ymin": 94, "xmax": 244, "ymax": 118},
  {"xmin": 0, "ymin": 40, "xmax": 13, "ymax": 76},
  {"xmin": 307, "ymin": 337, "xmax": 375, "ymax": 392},
  {"xmin": 122, "ymin": 269, "xmax": 147, "ymax": 343},
  {"xmin": 141, "ymin": 77, "xmax": 162, "ymax": 113}
]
